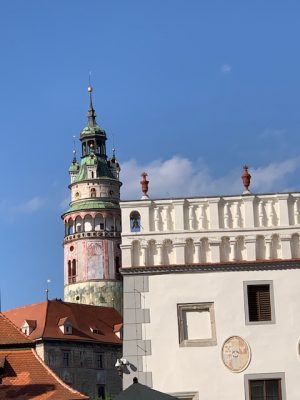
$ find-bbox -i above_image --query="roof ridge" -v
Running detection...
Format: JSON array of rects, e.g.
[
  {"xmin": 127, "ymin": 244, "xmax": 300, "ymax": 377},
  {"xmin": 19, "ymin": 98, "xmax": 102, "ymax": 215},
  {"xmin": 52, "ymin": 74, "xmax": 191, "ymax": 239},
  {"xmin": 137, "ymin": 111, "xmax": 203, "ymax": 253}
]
[
  {"xmin": 4, "ymin": 300, "xmax": 47, "ymax": 313},
  {"xmin": 63, "ymin": 300, "xmax": 113, "ymax": 310},
  {"xmin": 31, "ymin": 348, "xmax": 88, "ymax": 399}
]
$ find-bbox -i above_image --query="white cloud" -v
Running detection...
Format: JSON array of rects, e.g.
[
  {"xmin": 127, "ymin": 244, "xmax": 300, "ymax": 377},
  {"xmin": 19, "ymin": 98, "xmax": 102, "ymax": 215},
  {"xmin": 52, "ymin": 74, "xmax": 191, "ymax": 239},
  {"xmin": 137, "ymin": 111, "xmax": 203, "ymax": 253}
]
[
  {"xmin": 220, "ymin": 64, "xmax": 232, "ymax": 74},
  {"xmin": 251, "ymin": 158, "xmax": 300, "ymax": 192},
  {"xmin": 120, "ymin": 156, "xmax": 300, "ymax": 200},
  {"xmin": 12, "ymin": 196, "xmax": 45, "ymax": 214}
]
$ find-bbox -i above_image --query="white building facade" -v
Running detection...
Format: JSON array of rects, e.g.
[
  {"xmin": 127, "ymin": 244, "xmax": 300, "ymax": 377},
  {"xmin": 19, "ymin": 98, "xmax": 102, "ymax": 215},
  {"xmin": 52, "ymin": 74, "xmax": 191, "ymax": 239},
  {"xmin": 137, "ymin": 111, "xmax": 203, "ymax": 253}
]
[{"xmin": 120, "ymin": 192, "xmax": 300, "ymax": 400}]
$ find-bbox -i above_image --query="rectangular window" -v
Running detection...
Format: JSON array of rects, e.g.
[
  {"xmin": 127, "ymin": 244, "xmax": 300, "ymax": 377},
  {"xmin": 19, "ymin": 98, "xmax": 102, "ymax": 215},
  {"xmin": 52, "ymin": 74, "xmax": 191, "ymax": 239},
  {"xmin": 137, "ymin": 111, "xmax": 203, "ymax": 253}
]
[
  {"xmin": 250, "ymin": 380, "xmax": 281, "ymax": 400},
  {"xmin": 177, "ymin": 303, "xmax": 217, "ymax": 347},
  {"xmin": 245, "ymin": 373, "xmax": 285, "ymax": 400},
  {"xmin": 48, "ymin": 351, "xmax": 56, "ymax": 367},
  {"xmin": 244, "ymin": 281, "xmax": 275, "ymax": 325},
  {"xmin": 62, "ymin": 351, "xmax": 70, "ymax": 367},
  {"xmin": 95, "ymin": 353, "xmax": 104, "ymax": 369}
]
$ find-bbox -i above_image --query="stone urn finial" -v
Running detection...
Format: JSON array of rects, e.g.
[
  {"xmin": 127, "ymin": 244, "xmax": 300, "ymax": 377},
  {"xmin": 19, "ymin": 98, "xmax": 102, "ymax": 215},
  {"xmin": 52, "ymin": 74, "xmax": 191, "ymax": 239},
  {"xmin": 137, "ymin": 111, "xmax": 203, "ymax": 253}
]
[
  {"xmin": 241, "ymin": 165, "xmax": 251, "ymax": 194},
  {"xmin": 140, "ymin": 172, "xmax": 149, "ymax": 199}
]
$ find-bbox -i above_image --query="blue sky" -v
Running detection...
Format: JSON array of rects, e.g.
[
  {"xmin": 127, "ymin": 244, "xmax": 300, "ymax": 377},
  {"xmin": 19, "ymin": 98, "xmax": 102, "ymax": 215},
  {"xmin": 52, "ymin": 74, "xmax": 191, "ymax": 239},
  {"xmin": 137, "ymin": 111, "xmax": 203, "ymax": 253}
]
[{"xmin": 1, "ymin": 1, "xmax": 300, "ymax": 310}]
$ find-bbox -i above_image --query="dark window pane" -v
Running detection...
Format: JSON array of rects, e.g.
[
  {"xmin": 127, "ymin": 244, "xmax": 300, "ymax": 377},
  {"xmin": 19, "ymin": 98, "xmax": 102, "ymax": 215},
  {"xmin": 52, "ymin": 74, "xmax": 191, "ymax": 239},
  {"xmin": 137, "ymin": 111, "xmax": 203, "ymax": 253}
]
[
  {"xmin": 97, "ymin": 385, "xmax": 105, "ymax": 399},
  {"xmin": 250, "ymin": 380, "xmax": 264, "ymax": 400},
  {"xmin": 250, "ymin": 379, "xmax": 281, "ymax": 400},
  {"xmin": 248, "ymin": 285, "xmax": 271, "ymax": 322},
  {"xmin": 266, "ymin": 380, "xmax": 280, "ymax": 400}
]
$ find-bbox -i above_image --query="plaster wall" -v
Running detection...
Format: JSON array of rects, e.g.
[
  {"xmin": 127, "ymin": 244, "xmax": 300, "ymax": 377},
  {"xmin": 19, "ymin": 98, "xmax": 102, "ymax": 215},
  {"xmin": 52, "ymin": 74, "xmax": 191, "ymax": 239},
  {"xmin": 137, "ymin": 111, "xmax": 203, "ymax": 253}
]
[
  {"xmin": 71, "ymin": 181, "xmax": 120, "ymax": 202},
  {"xmin": 123, "ymin": 268, "xmax": 300, "ymax": 399},
  {"xmin": 64, "ymin": 238, "xmax": 120, "ymax": 284},
  {"xmin": 64, "ymin": 280, "xmax": 123, "ymax": 314}
]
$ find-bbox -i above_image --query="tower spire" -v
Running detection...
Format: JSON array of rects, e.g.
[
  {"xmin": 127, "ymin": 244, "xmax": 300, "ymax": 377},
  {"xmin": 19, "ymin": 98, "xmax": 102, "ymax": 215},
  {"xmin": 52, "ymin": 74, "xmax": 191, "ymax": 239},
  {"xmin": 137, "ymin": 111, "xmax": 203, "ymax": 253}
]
[{"xmin": 87, "ymin": 76, "xmax": 96, "ymax": 127}]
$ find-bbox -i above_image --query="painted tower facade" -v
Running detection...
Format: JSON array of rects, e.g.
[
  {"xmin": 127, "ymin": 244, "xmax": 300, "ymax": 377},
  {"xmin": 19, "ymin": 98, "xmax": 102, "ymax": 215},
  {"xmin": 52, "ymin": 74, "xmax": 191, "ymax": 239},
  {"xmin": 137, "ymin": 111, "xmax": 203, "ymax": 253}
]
[{"xmin": 62, "ymin": 86, "xmax": 122, "ymax": 312}]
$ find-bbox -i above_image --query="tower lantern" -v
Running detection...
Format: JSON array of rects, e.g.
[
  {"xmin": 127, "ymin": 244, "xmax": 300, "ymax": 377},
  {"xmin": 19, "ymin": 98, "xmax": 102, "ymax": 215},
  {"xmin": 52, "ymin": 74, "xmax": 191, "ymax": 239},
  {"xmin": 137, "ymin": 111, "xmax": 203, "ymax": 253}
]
[{"xmin": 62, "ymin": 86, "xmax": 122, "ymax": 312}]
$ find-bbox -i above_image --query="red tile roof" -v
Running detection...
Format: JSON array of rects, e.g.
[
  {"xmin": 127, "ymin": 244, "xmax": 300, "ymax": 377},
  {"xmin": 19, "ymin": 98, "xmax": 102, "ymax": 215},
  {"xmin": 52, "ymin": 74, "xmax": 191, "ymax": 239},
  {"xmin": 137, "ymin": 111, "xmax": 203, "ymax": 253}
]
[
  {"xmin": 4, "ymin": 300, "xmax": 122, "ymax": 345},
  {"xmin": 0, "ymin": 349, "xmax": 88, "ymax": 399},
  {"xmin": 0, "ymin": 314, "xmax": 32, "ymax": 346},
  {"xmin": 0, "ymin": 313, "xmax": 88, "ymax": 399}
]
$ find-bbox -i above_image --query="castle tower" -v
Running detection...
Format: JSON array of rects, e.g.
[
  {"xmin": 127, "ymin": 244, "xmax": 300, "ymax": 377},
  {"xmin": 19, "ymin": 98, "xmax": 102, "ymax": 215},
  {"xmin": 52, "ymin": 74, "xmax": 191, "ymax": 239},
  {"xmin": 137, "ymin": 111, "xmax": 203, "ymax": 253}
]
[{"xmin": 62, "ymin": 86, "xmax": 122, "ymax": 312}]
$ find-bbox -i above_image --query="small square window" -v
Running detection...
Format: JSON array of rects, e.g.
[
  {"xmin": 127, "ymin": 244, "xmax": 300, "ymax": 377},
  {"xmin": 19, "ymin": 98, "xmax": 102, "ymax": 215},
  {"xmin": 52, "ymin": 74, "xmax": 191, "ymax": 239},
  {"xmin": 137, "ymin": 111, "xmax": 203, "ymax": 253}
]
[
  {"xmin": 177, "ymin": 303, "xmax": 217, "ymax": 347},
  {"xmin": 244, "ymin": 281, "xmax": 275, "ymax": 325}
]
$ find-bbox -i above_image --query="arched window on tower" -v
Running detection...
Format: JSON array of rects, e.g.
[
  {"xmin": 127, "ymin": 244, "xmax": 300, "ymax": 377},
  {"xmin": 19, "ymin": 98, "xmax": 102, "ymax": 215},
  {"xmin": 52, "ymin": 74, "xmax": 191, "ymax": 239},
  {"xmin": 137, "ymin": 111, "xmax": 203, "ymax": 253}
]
[
  {"xmin": 91, "ymin": 171, "xmax": 94, "ymax": 179},
  {"xmin": 68, "ymin": 260, "xmax": 71, "ymax": 282},
  {"xmin": 75, "ymin": 216, "xmax": 83, "ymax": 233},
  {"xmin": 67, "ymin": 219, "xmax": 74, "ymax": 235},
  {"xmin": 91, "ymin": 188, "xmax": 96, "ymax": 198},
  {"xmin": 130, "ymin": 211, "xmax": 141, "ymax": 232},
  {"xmin": 68, "ymin": 259, "xmax": 76, "ymax": 283}
]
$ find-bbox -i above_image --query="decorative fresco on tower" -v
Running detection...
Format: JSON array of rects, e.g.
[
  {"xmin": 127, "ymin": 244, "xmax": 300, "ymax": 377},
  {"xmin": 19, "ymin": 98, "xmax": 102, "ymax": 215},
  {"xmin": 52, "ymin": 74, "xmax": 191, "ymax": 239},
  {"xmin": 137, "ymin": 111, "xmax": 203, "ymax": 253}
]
[{"xmin": 87, "ymin": 241, "xmax": 103, "ymax": 279}]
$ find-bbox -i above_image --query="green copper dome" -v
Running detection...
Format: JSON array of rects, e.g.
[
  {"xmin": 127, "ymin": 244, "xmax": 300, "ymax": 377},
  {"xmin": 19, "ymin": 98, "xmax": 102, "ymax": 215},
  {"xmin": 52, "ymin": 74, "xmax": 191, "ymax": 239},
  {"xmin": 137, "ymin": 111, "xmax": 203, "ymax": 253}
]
[
  {"xmin": 72, "ymin": 156, "xmax": 116, "ymax": 183},
  {"xmin": 65, "ymin": 199, "xmax": 119, "ymax": 214},
  {"xmin": 80, "ymin": 123, "xmax": 106, "ymax": 139}
]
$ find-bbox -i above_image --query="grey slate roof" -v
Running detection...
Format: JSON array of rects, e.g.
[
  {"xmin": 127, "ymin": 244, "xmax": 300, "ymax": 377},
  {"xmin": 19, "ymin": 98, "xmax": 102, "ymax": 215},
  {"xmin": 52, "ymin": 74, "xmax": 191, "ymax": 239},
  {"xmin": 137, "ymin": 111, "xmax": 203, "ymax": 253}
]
[{"xmin": 115, "ymin": 381, "xmax": 179, "ymax": 400}]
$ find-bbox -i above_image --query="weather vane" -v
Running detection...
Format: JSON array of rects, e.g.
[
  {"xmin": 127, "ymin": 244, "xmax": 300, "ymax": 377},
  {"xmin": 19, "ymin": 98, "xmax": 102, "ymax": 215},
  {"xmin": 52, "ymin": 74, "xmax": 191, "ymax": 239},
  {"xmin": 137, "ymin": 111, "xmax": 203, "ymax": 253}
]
[{"xmin": 45, "ymin": 279, "xmax": 51, "ymax": 301}]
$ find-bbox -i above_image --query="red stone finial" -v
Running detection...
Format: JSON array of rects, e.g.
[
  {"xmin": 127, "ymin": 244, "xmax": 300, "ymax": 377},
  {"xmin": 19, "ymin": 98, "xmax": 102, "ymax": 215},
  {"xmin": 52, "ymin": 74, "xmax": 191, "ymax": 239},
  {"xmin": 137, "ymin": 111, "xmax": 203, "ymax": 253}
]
[
  {"xmin": 241, "ymin": 165, "xmax": 251, "ymax": 194},
  {"xmin": 140, "ymin": 172, "xmax": 149, "ymax": 199}
]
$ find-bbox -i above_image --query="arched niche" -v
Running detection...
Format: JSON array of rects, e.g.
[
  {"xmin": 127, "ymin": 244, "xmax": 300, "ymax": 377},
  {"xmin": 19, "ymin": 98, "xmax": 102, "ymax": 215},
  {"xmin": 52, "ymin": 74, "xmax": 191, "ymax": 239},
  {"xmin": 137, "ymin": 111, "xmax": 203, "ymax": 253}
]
[
  {"xmin": 84, "ymin": 215, "xmax": 93, "ymax": 232},
  {"xmin": 67, "ymin": 219, "xmax": 74, "ymax": 235},
  {"xmin": 106, "ymin": 215, "xmax": 114, "ymax": 231},
  {"xmin": 95, "ymin": 214, "xmax": 104, "ymax": 231},
  {"xmin": 130, "ymin": 211, "xmax": 141, "ymax": 232},
  {"xmin": 75, "ymin": 216, "xmax": 83, "ymax": 233}
]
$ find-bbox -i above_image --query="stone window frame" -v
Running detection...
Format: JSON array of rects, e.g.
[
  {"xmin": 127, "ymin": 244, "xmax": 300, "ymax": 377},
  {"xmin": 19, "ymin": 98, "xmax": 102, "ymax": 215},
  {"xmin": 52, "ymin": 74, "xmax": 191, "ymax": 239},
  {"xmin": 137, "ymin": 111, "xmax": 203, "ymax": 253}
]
[
  {"xmin": 177, "ymin": 302, "xmax": 217, "ymax": 347},
  {"xmin": 244, "ymin": 372, "xmax": 286, "ymax": 400},
  {"xmin": 243, "ymin": 280, "xmax": 276, "ymax": 325}
]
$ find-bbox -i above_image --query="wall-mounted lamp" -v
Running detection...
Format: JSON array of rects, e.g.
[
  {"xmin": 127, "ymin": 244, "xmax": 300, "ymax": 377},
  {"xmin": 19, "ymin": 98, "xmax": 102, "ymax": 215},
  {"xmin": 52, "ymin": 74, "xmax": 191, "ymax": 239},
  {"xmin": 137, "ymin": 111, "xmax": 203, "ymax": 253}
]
[{"xmin": 115, "ymin": 358, "xmax": 129, "ymax": 376}]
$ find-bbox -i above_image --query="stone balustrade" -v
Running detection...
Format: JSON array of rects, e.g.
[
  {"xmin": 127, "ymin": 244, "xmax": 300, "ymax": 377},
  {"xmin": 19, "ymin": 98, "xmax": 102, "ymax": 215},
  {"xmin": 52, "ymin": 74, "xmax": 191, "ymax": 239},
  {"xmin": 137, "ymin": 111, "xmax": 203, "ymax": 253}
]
[
  {"xmin": 120, "ymin": 193, "xmax": 300, "ymax": 268},
  {"xmin": 64, "ymin": 230, "xmax": 121, "ymax": 243}
]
